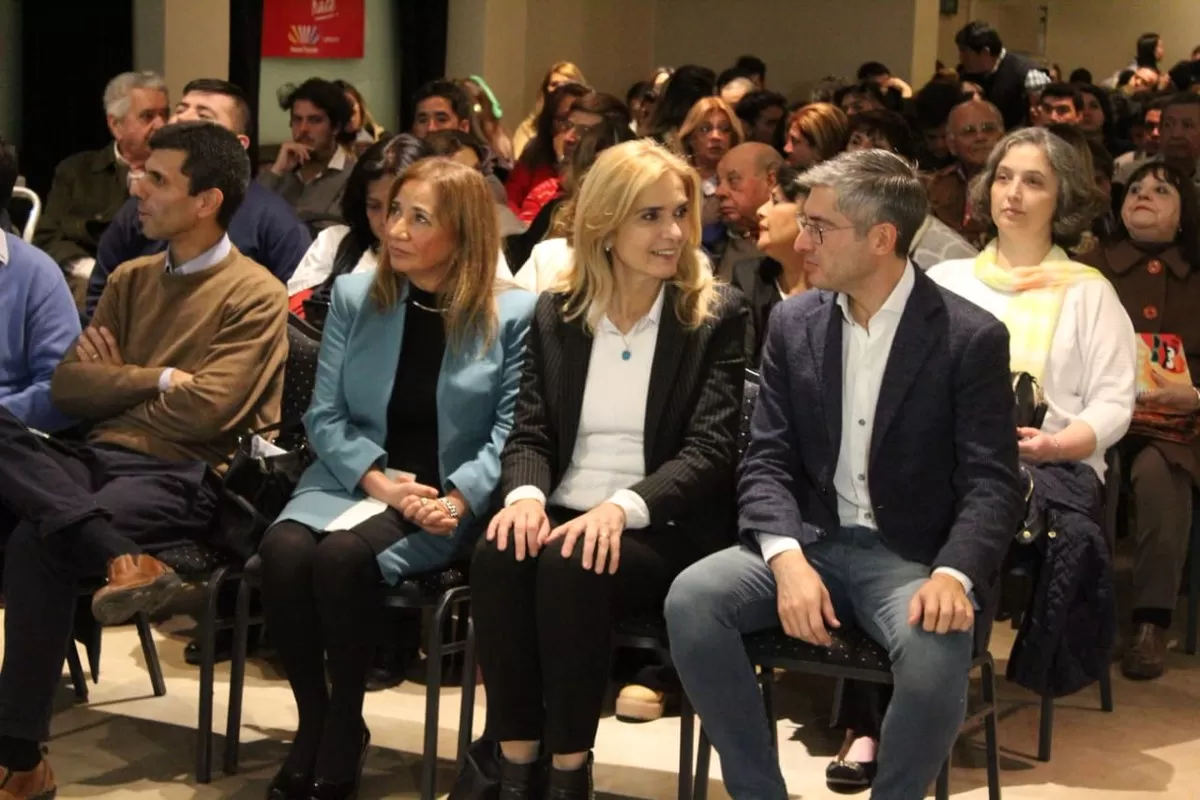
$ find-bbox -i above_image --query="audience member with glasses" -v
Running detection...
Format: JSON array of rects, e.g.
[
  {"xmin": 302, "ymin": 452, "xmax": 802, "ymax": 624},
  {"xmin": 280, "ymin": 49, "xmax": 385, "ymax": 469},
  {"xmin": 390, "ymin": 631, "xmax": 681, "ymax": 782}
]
[{"xmin": 506, "ymin": 82, "xmax": 592, "ymax": 224}]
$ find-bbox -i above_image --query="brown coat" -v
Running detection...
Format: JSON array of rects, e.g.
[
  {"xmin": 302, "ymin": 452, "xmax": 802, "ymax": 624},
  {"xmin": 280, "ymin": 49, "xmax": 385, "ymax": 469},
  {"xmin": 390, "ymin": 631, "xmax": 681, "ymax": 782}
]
[
  {"xmin": 1088, "ymin": 239, "xmax": 1200, "ymax": 482},
  {"xmin": 924, "ymin": 164, "xmax": 990, "ymax": 250}
]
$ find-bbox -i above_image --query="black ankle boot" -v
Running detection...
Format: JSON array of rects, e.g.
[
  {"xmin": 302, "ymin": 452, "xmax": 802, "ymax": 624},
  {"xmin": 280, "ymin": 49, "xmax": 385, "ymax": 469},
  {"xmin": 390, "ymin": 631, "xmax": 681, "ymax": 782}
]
[
  {"xmin": 545, "ymin": 754, "xmax": 593, "ymax": 800},
  {"xmin": 498, "ymin": 753, "xmax": 544, "ymax": 800}
]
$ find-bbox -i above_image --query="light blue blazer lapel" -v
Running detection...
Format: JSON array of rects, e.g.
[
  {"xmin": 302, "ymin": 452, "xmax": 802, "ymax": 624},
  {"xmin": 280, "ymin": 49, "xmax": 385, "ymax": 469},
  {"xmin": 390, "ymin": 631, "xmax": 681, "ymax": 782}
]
[{"xmin": 342, "ymin": 284, "xmax": 408, "ymax": 439}]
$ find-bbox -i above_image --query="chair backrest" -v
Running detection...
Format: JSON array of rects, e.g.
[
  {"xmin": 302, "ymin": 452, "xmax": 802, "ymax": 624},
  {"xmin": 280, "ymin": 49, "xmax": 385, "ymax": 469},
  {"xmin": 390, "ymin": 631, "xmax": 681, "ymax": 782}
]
[
  {"xmin": 737, "ymin": 369, "xmax": 761, "ymax": 462},
  {"xmin": 11, "ymin": 186, "xmax": 41, "ymax": 243},
  {"xmin": 279, "ymin": 315, "xmax": 322, "ymax": 451}
]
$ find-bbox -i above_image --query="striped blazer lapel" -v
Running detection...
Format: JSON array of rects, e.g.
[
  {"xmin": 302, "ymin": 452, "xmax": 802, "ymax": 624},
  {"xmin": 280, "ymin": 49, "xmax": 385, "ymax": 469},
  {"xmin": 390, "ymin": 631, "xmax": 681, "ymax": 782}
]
[
  {"xmin": 556, "ymin": 315, "xmax": 593, "ymax": 472},
  {"xmin": 644, "ymin": 295, "xmax": 686, "ymax": 467}
]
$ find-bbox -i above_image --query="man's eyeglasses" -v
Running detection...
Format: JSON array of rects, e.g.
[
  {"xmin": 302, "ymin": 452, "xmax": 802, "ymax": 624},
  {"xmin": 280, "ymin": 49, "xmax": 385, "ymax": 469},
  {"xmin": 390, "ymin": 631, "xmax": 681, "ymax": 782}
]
[
  {"xmin": 955, "ymin": 122, "xmax": 1002, "ymax": 137},
  {"xmin": 795, "ymin": 215, "xmax": 855, "ymax": 245}
]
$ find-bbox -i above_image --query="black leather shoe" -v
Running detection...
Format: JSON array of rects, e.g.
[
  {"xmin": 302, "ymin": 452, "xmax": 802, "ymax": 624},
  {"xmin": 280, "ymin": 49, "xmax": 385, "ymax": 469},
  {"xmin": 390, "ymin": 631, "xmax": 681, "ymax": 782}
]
[
  {"xmin": 825, "ymin": 758, "xmax": 876, "ymax": 793},
  {"xmin": 306, "ymin": 726, "xmax": 370, "ymax": 800},
  {"xmin": 498, "ymin": 753, "xmax": 545, "ymax": 799},
  {"xmin": 267, "ymin": 766, "xmax": 311, "ymax": 800},
  {"xmin": 545, "ymin": 753, "xmax": 593, "ymax": 800}
]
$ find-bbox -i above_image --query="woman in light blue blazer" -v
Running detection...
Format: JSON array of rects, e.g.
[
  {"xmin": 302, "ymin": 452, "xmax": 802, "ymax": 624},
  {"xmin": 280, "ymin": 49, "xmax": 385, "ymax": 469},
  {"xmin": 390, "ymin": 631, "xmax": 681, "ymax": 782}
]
[{"xmin": 258, "ymin": 157, "xmax": 535, "ymax": 800}]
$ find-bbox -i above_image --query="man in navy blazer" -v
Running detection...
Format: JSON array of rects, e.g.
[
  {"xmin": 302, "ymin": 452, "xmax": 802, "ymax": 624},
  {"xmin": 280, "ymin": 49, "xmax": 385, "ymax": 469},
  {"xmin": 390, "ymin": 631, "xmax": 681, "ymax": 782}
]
[{"xmin": 666, "ymin": 150, "xmax": 1023, "ymax": 800}]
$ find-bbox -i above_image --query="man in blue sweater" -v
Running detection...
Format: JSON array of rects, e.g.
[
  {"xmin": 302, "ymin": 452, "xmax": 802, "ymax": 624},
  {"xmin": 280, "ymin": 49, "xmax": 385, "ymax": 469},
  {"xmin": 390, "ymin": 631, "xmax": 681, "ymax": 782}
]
[
  {"xmin": 86, "ymin": 78, "xmax": 310, "ymax": 319},
  {"xmin": 0, "ymin": 139, "xmax": 78, "ymax": 434}
]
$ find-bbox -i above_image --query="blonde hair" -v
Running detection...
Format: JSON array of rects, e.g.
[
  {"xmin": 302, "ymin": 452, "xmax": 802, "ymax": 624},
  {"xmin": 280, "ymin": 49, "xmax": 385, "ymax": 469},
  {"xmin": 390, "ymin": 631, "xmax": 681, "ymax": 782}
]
[
  {"xmin": 562, "ymin": 139, "xmax": 718, "ymax": 332},
  {"xmin": 371, "ymin": 158, "xmax": 500, "ymax": 351},
  {"xmin": 788, "ymin": 102, "xmax": 851, "ymax": 162},
  {"xmin": 525, "ymin": 61, "xmax": 587, "ymax": 124},
  {"xmin": 676, "ymin": 97, "xmax": 745, "ymax": 162}
]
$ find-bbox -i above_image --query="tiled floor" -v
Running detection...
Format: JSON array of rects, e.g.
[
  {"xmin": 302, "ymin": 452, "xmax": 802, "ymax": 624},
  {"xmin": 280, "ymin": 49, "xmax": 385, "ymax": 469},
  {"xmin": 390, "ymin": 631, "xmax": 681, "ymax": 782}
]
[{"xmin": 30, "ymin": 597, "xmax": 1200, "ymax": 799}]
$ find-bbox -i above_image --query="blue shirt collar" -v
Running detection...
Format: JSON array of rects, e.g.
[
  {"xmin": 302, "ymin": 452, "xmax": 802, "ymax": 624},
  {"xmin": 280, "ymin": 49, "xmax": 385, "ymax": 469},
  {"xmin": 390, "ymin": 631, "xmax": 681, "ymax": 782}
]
[{"xmin": 165, "ymin": 235, "xmax": 232, "ymax": 275}]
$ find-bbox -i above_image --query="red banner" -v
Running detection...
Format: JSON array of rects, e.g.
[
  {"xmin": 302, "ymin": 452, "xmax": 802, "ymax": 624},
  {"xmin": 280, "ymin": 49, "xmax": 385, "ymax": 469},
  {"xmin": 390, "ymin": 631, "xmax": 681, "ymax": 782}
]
[{"xmin": 262, "ymin": 0, "xmax": 365, "ymax": 59}]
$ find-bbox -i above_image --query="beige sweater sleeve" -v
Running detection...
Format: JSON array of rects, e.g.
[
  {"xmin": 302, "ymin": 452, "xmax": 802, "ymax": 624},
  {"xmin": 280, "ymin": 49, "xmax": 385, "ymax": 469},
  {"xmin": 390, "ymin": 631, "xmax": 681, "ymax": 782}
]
[
  {"xmin": 50, "ymin": 270, "xmax": 164, "ymax": 420},
  {"xmin": 123, "ymin": 284, "xmax": 288, "ymax": 441}
]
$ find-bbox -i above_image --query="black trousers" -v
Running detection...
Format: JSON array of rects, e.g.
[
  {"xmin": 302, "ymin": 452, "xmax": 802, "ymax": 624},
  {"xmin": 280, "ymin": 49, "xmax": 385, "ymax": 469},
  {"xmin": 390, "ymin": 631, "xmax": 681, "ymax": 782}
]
[
  {"xmin": 470, "ymin": 505, "xmax": 708, "ymax": 754},
  {"xmin": 0, "ymin": 408, "xmax": 217, "ymax": 742}
]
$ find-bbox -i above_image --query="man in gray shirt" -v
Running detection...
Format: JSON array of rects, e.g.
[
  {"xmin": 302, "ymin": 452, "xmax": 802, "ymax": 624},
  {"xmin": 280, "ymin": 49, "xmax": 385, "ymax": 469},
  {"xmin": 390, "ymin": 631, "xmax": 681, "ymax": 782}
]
[{"xmin": 258, "ymin": 78, "xmax": 357, "ymax": 220}]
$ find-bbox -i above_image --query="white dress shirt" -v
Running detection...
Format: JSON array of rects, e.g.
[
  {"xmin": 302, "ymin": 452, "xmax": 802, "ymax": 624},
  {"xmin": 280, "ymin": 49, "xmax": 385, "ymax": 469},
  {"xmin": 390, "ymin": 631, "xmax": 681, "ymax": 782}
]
[
  {"xmin": 287, "ymin": 225, "xmax": 378, "ymax": 295},
  {"xmin": 757, "ymin": 263, "xmax": 974, "ymax": 593},
  {"xmin": 504, "ymin": 287, "xmax": 665, "ymax": 528},
  {"xmin": 927, "ymin": 257, "xmax": 1137, "ymax": 481},
  {"xmin": 158, "ymin": 235, "xmax": 233, "ymax": 391}
]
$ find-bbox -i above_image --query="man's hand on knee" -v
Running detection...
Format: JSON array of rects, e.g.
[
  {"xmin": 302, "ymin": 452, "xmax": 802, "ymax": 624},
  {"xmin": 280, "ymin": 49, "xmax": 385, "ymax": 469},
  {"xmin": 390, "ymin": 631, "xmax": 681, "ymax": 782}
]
[
  {"xmin": 770, "ymin": 550, "xmax": 840, "ymax": 646},
  {"xmin": 907, "ymin": 574, "xmax": 974, "ymax": 634}
]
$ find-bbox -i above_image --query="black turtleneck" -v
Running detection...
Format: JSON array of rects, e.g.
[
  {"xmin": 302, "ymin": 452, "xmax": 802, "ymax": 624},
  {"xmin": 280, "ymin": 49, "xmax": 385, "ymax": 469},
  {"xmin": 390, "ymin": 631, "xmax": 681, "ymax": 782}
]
[{"xmin": 383, "ymin": 285, "xmax": 447, "ymax": 487}]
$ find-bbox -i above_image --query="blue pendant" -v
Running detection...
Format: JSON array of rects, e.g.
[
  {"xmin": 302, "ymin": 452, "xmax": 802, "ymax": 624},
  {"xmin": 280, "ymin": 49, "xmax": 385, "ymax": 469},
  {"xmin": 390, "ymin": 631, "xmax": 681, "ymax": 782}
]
[{"xmin": 621, "ymin": 350, "xmax": 632, "ymax": 361}]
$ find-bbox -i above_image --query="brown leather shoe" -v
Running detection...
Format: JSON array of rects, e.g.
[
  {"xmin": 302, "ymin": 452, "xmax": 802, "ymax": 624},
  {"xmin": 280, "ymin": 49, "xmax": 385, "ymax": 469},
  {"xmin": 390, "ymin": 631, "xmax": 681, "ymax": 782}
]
[
  {"xmin": 0, "ymin": 758, "xmax": 56, "ymax": 800},
  {"xmin": 91, "ymin": 554, "xmax": 183, "ymax": 626},
  {"xmin": 1122, "ymin": 622, "xmax": 1169, "ymax": 680}
]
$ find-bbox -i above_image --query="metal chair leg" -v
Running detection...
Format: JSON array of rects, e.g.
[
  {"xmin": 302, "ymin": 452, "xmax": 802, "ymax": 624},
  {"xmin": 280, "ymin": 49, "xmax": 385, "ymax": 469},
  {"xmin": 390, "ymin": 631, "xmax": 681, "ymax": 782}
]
[
  {"xmin": 223, "ymin": 579, "xmax": 253, "ymax": 776},
  {"xmin": 981, "ymin": 657, "xmax": 1001, "ymax": 800},
  {"xmin": 693, "ymin": 727, "xmax": 711, "ymax": 800},
  {"xmin": 761, "ymin": 670, "xmax": 777, "ymax": 753},
  {"xmin": 1188, "ymin": 507, "xmax": 1200, "ymax": 655},
  {"xmin": 65, "ymin": 643, "xmax": 88, "ymax": 702},
  {"xmin": 678, "ymin": 695, "xmax": 694, "ymax": 800},
  {"xmin": 455, "ymin": 615, "xmax": 477, "ymax": 771},
  {"xmin": 1099, "ymin": 665, "xmax": 1114, "ymax": 713},
  {"xmin": 420, "ymin": 592, "xmax": 452, "ymax": 800},
  {"xmin": 194, "ymin": 567, "xmax": 229, "ymax": 784},
  {"xmin": 829, "ymin": 676, "xmax": 845, "ymax": 728},
  {"xmin": 1037, "ymin": 693, "xmax": 1053, "ymax": 762},
  {"xmin": 935, "ymin": 757, "xmax": 951, "ymax": 800},
  {"xmin": 135, "ymin": 612, "xmax": 166, "ymax": 697}
]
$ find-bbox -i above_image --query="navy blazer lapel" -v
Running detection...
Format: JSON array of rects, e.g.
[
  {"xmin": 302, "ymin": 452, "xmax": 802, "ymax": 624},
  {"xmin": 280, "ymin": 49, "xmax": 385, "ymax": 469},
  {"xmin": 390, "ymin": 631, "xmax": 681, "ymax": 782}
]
[
  {"xmin": 557, "ymin": 315, "xmax": 592, "ymax": 467},
  {"xmin": 645, "ymin": 288, "xmax": 685, "ymax": 466},
  {"xmin": 807, "ymin": 294, "xmax": 843, "ymax": 460},
  {"xmin": 871, "ymin": 273, "xmax": 943, "ymax": 459}
]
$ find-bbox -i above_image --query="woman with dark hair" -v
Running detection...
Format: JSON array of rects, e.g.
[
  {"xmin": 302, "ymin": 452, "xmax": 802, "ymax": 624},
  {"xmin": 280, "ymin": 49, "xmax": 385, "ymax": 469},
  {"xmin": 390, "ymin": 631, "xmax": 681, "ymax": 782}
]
[
  {"xmin": 646, "ymin": 64, "xmax": 718, "ymax": 146},
  {"xmin": 1137, "ymin": 32, "xmax": 1165, "ymax": 71},
  {"xmin": 844, "ymin": 109, "xmax": 919, "ymax": 162},
  {"xmin": 1086, "ymin": 162, "xmax": 1200, "ymax": 681},
  {"xmin": 286, "ymin": 134, "xmax": 432, "ymax": 321},
  {"xmin": 506, "ymin": 83, "xmax": 591, "ymax": 224},
  {"xmin": 514, "ymin": 61, "xmax": 587, "ymax": 159},
  {"xmin": 459, "ymin": 75, "xmax": 515, "ymax": 169}
]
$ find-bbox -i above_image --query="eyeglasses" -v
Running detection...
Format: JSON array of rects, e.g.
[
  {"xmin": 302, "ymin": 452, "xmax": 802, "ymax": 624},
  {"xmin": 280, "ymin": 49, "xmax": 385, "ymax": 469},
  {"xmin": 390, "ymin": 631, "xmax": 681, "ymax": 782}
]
[
  {"xmin": 955, "ymin": 122, "xmax": 1002, "ymax": 137},
  {"xmin": 555, "ymin": 119, "xmax": 597, "ymax": 135},
  {"xmin": 795, "ymin": 214, "xmax": 855, "ymax": 245}
]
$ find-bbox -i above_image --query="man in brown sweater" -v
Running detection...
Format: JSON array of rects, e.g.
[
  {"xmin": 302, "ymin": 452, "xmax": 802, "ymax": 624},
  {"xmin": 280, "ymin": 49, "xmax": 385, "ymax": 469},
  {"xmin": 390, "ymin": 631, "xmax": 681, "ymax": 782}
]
[{"xmin": 0, "ymin": 121, "xmax": 287, "ymax": 797}]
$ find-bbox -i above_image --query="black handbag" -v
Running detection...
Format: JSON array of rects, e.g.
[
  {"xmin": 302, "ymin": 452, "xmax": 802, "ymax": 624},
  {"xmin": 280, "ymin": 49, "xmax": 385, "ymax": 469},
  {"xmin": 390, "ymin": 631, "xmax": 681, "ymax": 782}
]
[
  {"xmin": 1013, "ymin": 371, "xmax": 1048, "ymax": 430},
  {"xmin": 1014, "ymin": 465, "xmax": 1048, "ymax": 547},
  {"xmin": 212, "ymin": 421, "xmax": 312, "ymax": 559},
  {"xmin": 447, "ymin": 739, "xmax": 501, "ymax": 800}
]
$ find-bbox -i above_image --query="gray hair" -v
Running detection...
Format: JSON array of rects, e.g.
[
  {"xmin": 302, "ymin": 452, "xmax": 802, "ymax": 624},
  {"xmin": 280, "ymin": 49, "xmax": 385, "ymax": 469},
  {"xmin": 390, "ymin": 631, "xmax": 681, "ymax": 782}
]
[
  {"xmin": 968, "ymin": 126, "xmax": 1107, "ymax": 249},
  {"xmin": 794, "ymin": 149, "xmax": 929, "ymax": 256},
  {"xmin": 103, "ymin": 71, "xmax": 167, "ymax": 119}
]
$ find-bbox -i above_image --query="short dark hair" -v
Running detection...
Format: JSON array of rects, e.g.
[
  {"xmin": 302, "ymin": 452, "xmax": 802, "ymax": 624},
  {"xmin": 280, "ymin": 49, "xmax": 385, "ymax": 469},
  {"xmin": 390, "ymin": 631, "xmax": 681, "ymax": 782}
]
[
  {"xmin": 847, "ymin": 109, "xmax": 919, "ymax": 163},
  {"xmin": 280, "ymin": 78, "xmax": 354, "ymax": 144},
  {"xmin": 182, "ymin": 78, "xmax": 252, "ymax": 135},
  {"xmin": 833, "ymin": 81, "xmax": 886, "ymax": 111},
  {"xmin": 647, "ymin": 65, "xmax": 716, "ymax": 140},
  {"xmin": 148, "ymin": 121, "xmax": 250, "ymax": 230},
  {"xmin": 1039, "ymin": 82, "xmax": 1084, "ymax": 112},
  {"xmin": 717, "ymin": 66, "xmax": 752, "ymax": 91},
  {"xmin": 1119, "ymin": 161, "xmax": 1200, "ymax": 267},
  {"xmin": 914, "ymin": 79, "xmax": 966, "ymax": 129},
  {"xmin": 1164, "ymin": 92, "xmax": 1200, "ymax": 117},
  {"xmin": 0, "ymin": 137, "xmax": 17, "ymax": 208},
  {"xmin": 413, "ymin": 79, "xmax": 472, "ymax": 124},
  {"xmin": 1068, "ymin": 67, "xmax": 1093, "ymax": 85},
  {"xmin": 1136, "ymin": 32, "xmax": 1161, "ymax": 68},
  {"xmin": 626, "ymin": 80, "xmax": 652, "ymax": 108},
  {"xmin": 734, "ymin": 90, "xmax": 787, "ymax": 127},
  {"xmin": 425, "ymin": 129, "xmax": 494, "ymax": 176},
  {"xmin": 775, "ymin": 163, "xmax": 802, "ymax": 203},
  {"xmin": 856, "ymin": 61, "xmax": 891, "ymax": 81},
  {"xmin": 1168, "ymin": 60, "xmax": 1200, "ymax": 92},
  {"xmin": 735, "ymin": 55, "xmax": 766, "ymax": 80},
  {"xmin": 570, "ymin": 92, "xmax": 632, "ymax": 128},
  {"xmin": 955, "ymin": 21, "xmax": 1004, "ymax": 57},
  {"xmin": 1084, "ymin": 136, "xmax": 1114, "ymax": 183}
]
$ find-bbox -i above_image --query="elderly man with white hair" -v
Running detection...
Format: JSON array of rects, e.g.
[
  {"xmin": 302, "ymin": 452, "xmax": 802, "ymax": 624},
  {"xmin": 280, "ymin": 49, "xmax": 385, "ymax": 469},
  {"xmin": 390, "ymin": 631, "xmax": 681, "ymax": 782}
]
[{"xmin": 33, "ymin": 71, "xmax": 169, "ymax": 299}]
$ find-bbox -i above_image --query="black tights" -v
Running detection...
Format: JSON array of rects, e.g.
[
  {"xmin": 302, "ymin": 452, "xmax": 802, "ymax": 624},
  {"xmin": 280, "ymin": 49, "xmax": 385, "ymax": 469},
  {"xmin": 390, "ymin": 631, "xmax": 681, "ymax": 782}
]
[{"xmin": 259, "ymin": 521, "xmax": 384, "ymax": 782}]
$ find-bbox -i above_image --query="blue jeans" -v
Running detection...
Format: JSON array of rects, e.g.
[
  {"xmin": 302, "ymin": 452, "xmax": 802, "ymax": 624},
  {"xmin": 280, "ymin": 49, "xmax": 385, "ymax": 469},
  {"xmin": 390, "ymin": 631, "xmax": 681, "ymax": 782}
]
[{"xmin": 665, "ymin": 527, "xmax": 972, "ymax": 800}]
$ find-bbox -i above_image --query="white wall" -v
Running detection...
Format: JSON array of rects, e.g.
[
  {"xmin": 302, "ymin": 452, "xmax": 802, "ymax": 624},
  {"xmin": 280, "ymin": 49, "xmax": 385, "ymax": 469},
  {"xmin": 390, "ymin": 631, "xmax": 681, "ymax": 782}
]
[
  {"xmin": 1046, "ymin": 0, "xmax": 1200, "ymax": 80},
  {"xmin": 258, "ymin": 0, "xmax": 399, "ymax": 144}
]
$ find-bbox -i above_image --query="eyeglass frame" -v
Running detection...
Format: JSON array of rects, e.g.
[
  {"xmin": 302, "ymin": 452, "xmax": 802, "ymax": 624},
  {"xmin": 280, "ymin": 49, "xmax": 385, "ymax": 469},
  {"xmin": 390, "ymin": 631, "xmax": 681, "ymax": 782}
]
[{"xmin": 795, "ymin": 214, "xmax": 856, "ymax": 245}]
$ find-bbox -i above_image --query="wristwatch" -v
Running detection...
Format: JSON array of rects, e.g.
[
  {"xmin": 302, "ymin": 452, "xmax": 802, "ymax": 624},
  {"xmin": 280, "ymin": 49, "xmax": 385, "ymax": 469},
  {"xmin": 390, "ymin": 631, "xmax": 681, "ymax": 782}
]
[{"xmin": 440, "ymin": 497, "xmax": 460, "ymax": 519}]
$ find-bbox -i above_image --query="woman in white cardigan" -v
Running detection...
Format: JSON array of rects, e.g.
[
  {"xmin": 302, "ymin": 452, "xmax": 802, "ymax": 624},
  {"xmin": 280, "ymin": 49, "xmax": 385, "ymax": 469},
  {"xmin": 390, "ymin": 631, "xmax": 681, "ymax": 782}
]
[{"xmin": 828, "ymin": 126, "xmax": 1138, "ymax": 792}]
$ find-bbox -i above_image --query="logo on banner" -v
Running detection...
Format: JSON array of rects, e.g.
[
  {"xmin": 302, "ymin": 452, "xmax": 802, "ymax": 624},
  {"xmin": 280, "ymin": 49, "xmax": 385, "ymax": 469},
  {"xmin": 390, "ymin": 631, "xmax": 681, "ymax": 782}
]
[
  {"xmin": 288, "ymin": 25, "xmax": 321, "ymax": 46},
  {"xmin": 312, "ymin": 0, "xmax": 338, "ymax": 20}
]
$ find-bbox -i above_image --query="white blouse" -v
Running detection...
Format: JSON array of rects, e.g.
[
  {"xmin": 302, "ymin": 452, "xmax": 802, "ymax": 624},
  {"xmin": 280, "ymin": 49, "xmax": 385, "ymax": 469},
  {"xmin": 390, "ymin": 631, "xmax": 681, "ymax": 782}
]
[{"xmin": 927, "ymin": 257, "xmax": 1137, "ymax": 481}]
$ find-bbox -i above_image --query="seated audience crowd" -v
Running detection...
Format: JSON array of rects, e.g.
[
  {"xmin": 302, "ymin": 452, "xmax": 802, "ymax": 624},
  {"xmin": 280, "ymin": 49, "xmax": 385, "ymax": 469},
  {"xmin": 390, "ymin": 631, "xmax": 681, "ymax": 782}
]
[{"xmin": 4, "ymin": 16, "xmax": 1200, "ymax": 800}]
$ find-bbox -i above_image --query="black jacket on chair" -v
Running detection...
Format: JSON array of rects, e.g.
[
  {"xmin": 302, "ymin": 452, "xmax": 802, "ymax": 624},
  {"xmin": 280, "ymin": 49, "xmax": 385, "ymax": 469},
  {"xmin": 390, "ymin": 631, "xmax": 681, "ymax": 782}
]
[
  {"xmin": 498, "ymin": 283, "xmax": 748, "ymax": 552},
  {"xmin": 738, "ymin": 266, "xmax": 1024, "ymax": 593},
  {"xmin": 731, "ymin": 257, "xmax": 785, "ymax": 366}
]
